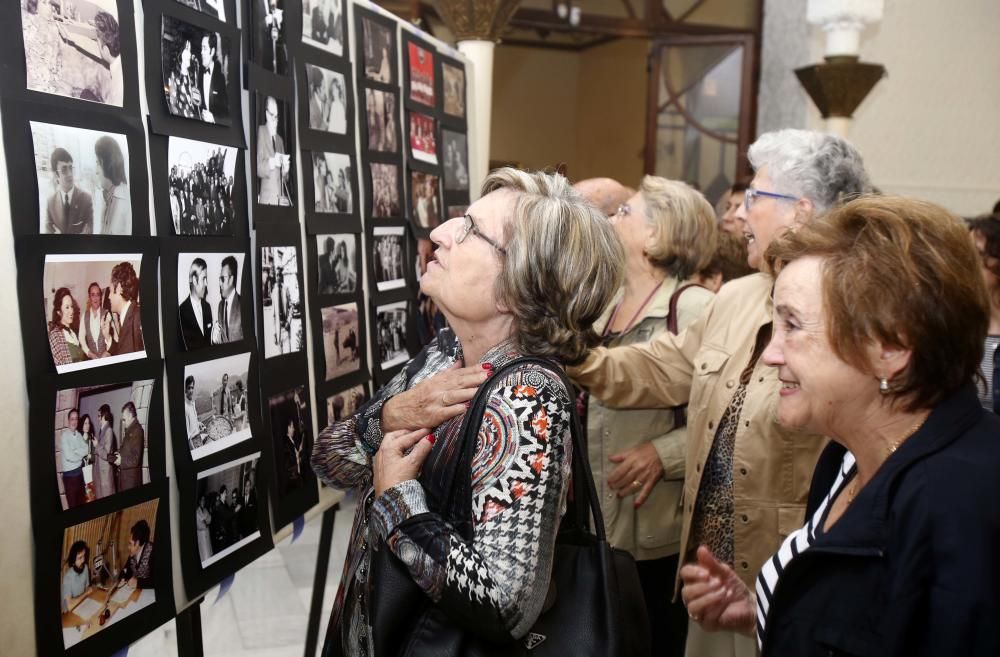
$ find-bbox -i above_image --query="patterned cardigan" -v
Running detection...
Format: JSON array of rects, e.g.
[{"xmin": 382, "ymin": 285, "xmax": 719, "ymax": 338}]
[{"xmin": 311, "ymin": 329, "xmax": 573, "ymax": 656}]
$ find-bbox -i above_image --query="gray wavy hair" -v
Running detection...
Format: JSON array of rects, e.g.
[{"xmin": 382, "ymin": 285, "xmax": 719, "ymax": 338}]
[
  {"xmin": 482, "ymin": 168, "xmax": 625, "ymax": 365},
  {"xmin": 748, "ymin": 129, "xmax": 871, "ymax": 215}
]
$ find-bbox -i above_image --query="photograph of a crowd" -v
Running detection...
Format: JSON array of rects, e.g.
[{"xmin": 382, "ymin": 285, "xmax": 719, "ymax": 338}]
[
  {"xmin": 195, "ymin": 453, "xmax": 261, "ymax": 567},
  {"xmin": 375, "ymin": 301, "xmax": 408, "ymax": 370},
  {"xmin": 43, "ymin": 254, "xmax": 145, "ymax": 373},
  {"xmin": 261, "ymin": 246, "xmax": 304, "ymax": 358},
  {"xmin": 169, "ymin": 137, "xmax": 238, "ymax": 235},
  {"xmin": 409, "ymin": 112, "xmax": 437, "ymax": 164},
  {"xmin": 161, "ymin": 16, "xmax": 232, "ymax": 125},
  {"xmin": 32, "ymin": 122, "xmax": 132, "ymax": 235},
  {"xmin": 55, "ymin": 379, "xmax": 155, "ymax": 510},
  {"xmin": 22, "ymin": 0, "xmax": 124, "ymax": 106},
  {"xmin": 60, "ymin": 499, "xmax": 159, "ymax": 648},
  {"xmin": 372, "ymin": 226, "xmax": 405, "ymax": 292},
  {"xmin": 183, "ymin": 352, "xmax": 252, "ymax": 460},
  {"xmin": 176, "ymin": 253, "xmax": 246, "ymax": 350}
]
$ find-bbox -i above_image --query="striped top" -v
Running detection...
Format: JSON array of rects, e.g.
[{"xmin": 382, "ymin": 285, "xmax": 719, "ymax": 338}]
[
  {"xmin": 978, "ymin": 336, "xmax": 999, "ymax": 411},
  {"xmin": 754, "ymin": 450, "xmax": 856, "ymax": 649}
]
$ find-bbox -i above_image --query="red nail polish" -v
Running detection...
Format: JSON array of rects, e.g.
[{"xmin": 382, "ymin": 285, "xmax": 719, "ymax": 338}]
[
  {"xmin": 482, "ymin": 363, "xmax": 493, "ymax": 370},
  {"xmin": 426, "ymin": 435, "xmax": 436, "ymax": 444}
]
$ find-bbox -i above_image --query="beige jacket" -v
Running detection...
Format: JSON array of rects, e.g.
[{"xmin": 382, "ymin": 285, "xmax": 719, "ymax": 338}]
[
  {"xmin": 570, "ymin": 273, "xmax": 827, "ymax": 589},
  {"xmin": 587, "ymin": 279, "xmax": 714, "ymax": 561}
]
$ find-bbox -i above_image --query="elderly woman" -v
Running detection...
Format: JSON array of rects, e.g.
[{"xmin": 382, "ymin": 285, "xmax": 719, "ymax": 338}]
[
  {"xmin": 95, "ymin": 136, "xmax": 131, "ymax": 235},
  {"xmin": 585, "ymin": 176, "xmax": 716, "ymax": 656},
  {"xmin": 680, "ymin": 196, "xmax": 1000, "ymax": 655},
  {"xmin": 48, "ymin": 287, "xmax": 86, "ymax": 366},
  {"xmin": 969, "ymin": 214, "xmax": 1000, "ymax": 412},
  {"xmin": 568, "ymin": 129, "xmax": 870, "ymax": 657},
  {"xmin": 312, "ymin": 168, "xmax": 623, "ymax": 656}
]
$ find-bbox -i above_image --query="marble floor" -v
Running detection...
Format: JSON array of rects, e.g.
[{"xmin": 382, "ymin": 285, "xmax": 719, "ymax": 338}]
[{"xmin": 129, "ymin": 495, "xmax": 356, "ymax": 657}]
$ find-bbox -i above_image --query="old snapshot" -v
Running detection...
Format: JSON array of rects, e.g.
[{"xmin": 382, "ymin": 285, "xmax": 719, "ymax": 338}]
[
  {"xmin": 176, "ymin": 253, "xmax": 245, "ymax": 351},
  {"xmin": 161, "ymin": 17, "xmax": 232, "ymax": 125},
  {"xmin": 372, "ymin": 226, "xmax": 406, "ymax": 292},
  {"xmin": 256, "ymin": 94, "xmax": 294, "ymax": 206},
  {"xmin": 261, "ymin": 246, "xmax": 304, "ymax": 358},
  {"xmin": 268, "ymin": 387, "xmax": 311, "ymax": 495},
  {"xmin": 252, "ymin": 0, "xmax": 289, "ymax": 75},
  {"xmin": 321, "ymin": 302, "xmax": 360, "ymax": 381},
  {"xmin": 375, "ymin": 301, "xmax": 409, "ymax": 370},
  {"xmin": 60, "ymin": 499, "xmax": 160, "ymax": 649},
  {"xmin": 326, "ymin": 384, "xmax": 366, "ymax": 423},
  {"xmin": 442, "ymin": 62, "xmax": 465, "ymax": 118},
  {"xmin": 195, "ymin": 453, "xmax": 261, "ymax": 567},
  {"xmin": 316, "ymin": 234, "xmax": 357, "ymax": 295},
  {"xmin": 55, "ymin": 379, "xmax": 155, "ymax": 510},
  {"xmin": 311, "ymin": 152, "xmax": 352, "ymax": 214},
  {"xmin": 364, "ymin": 88, "xmax": 398, "ymax": 153},
  {"xmin": 32, "ymin": 122, "xmax": 131, "ymax": 235},
  {"xmin": 407, "ymin": 42, "xmax": 434, "ymax": 107},
  {"xmin": 43, "ymin": 254, "xmax": 145, "ymax": 373},
  {"xmin": 410, "ymin": 170, "xmax": 441, "ymax": 230},
  {"xmin": 169, "ymin": 137, "xmax": 238, "ymax": 235},
  {"xmin": 361, "ymin": 16, "xmax": 393, "ymax": 83},
  {"xmin": 22, "ymin": 0, "xmax": 124, "ymax": 106},
  {"xmin": 442, "ymin": 130, "xmax": 470, "ymax": 190},
  {"xmin": 370, "ymin": 162, "xmax": 401, "ymax": 217},
  {"xmin": 183, "ymin": 352, "xmax": 252, "ymax": 460},
  {"xmin": 409, "ymin": 112, "xmax": 437, "ymax": 165},
  {"xmin": 303, "ymin": 0, "xmax": 343, "ymax": 56},
  {"xmin": 305, "ymin": 63, "xmax": 348, "ymax": 135},
  {"xmin": 174, "ymin": 0, "xmax": 227, "ymax": 22}
]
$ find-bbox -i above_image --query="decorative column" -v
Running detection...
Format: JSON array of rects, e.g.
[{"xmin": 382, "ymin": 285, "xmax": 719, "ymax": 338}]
[
  {"xmin": 432, "ymin": 0, "xmax": 521, "ymax": 196},
  {"xmin": 795, "ymin": 0, "xmax": 886, "ymax": 137}
]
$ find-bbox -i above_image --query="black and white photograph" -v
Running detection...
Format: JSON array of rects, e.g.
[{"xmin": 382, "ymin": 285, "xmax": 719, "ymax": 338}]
[
  {"xmin": 416, "ymin": 238, "xmax": 445, "ymax": 345},
  {"xmin": 305, "ymin": 63, "xmax": 348, "ymax": 135},
  {"xmin": 174, "ymin": 0, "xmax": 227, "ymax": 22},
  {"xmin": 22, "ymin": 0, "xmax": 124, "ymax": 106},
  {"xmin": 311, "ymin": 152, "xmax": 352, "ymax": 213},
  {"xmin": 442, "ymin": 130, "xmax": 470, "ymax": 190},
  {"xmin": 372, "ymin": 226, "xmax": 406, "ymax": 292},
  {"xmin": 409, "ymin": 111, "xmax": 437, "ymax": 165},
  {"xmin": 183, "ymin": 352, "xmax": 252, "ymax": 460},
  {"xmin": 261, "ymin": 246, "xmax": 303, "ymax": 358},
  {"xmin": 195, "ymin": 453, "xmax": 261, "ymax": 567},
  {"xmin": 376, "ymin": 301, "xmax": 409, "ymax": 370},
  {"xmin": 60, "ymin": 499, "xmax": 160, "ymax": 648},
  {"xmin": 370, "ymin": 162, "xmax": 401, "ymax": 217},
  {"xmin": 256, "ymin": 94, "xmax": 294, "ymax": 206},
  {"xmin": 410, "ymin": 170, "xmax": 441, "ymax": 230},
  {"xmin": 268, "ymin": 386, "xmax": 311, "ymax": 495},
  {"xmin": 447, "ymin": 204, "xmax": 469, "ymax": 220},
  {"xmin": 161, "ymin": 16, "xmax": 232, "ymax": 125},
  {"xmin": 168, "ymin": 137, "xmax": 238, "ymax": 235},
  {"xmin": 32, "ymin": 122, "xmax": 131, "ymax": 235},
  {"xmin": 361, "ymin": 15, "xmax": 393, "ymax": 83},
  {"xmin": 43, "ymin": 254, "xmax": 145, "ymax": 373},
  {"xmin": 321, "ymin": 302, "xmax": 360, "ymax": 381},
  {"xmin": 54, "ymin": 379, "xmax": 156, "ymax": 511},
  {"xmin": 303, "ymin": 0, "xmax": 343, "ymax": 56},
  {"xmin": 176, "ymin": 253, "xmax": 246, "ymax": 351},
  {"xmin": 316, "ymin": 234, "xmax": 357, "ymax": 295},
  {"xmin": 251, "ymin": 0, "xmax": 288, "ymax": 75},
  {"xmin": 326, "ymin": 384, "xmax": 366, "ymax": 423},
  {"xmin": 443, "ymin": 62, "xmax": 465, "ymax": 118},
  {"xmin": 364, "ymin": 88, "xmax": 397, "ymax": 153}
]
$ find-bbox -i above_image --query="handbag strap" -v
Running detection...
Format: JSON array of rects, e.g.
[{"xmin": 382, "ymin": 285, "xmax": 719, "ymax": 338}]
[
  {"xmin": 666, "ymin": 282, "xmax": 707, "ymax": 335},
  {"xmin": 445, "ymin": 355, "xmax": 609, "ymax": 543}
]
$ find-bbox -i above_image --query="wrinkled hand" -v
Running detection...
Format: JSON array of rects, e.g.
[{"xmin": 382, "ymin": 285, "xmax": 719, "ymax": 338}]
[
  {"xmin": 607, "ymin": 442, "xmax": 664, "ymax": 507},
  {"xmin": 373, "ymin": 428, "xmax": 435, "ymax": 496},
  {"xmin": 680, "ymin": 546, "xmax": 756, "ymax": 636},
  {"xmin": 380, "ymin": 362, "xmax": 490, "ymax": 433}
]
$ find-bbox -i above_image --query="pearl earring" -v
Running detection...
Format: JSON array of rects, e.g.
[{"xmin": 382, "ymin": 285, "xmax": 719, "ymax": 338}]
[{"xmin": 879, "ymin": 378, "xmax": 890, "ymax": 393}]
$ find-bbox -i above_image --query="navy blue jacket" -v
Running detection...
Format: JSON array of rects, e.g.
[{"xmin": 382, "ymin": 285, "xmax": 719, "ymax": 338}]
[{"xmin": 760, "ymin": 384, "xmax": 1000, "ymax": 657}]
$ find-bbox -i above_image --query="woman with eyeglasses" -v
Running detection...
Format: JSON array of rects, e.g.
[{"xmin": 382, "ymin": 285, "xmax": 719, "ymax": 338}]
[
  {"xmin": 968, "ymin": 213, "xmax": 1000, "ymax": 413},
  {"xmin": 584, "ymin": 176, "xmax": 717, "ymax": 657},
  {"xmin": 568, "ymin": 129, "xmax": 870, "ymax": 657},
  {"xmin": 312, "ymin": 168, "xmax": 623, "ymax": 656}
]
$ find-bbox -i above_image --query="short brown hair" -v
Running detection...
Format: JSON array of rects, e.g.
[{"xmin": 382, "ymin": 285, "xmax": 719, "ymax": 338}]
[
  {"xmin": 482, "ymin": 168, "xmax": 624, "ymax": 365},
  {"xmin": 698, "ymin": 232, "xmax": 754, "ymax": 284},
  {"xmin": 766, "ymin": 195, "xmax": 989, "ymax": 412}
]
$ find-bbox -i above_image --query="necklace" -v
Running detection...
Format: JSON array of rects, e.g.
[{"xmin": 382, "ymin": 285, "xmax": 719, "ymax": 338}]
[
  {"xmin": 603, "ymin": 278, "xmax": 666, "ymax": 337},
  {"xmin": 845, "ymin": 413, "xmax": 929, "ymax": 504}
]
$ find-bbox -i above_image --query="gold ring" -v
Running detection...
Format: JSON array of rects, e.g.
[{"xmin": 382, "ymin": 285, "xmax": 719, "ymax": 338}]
[{"xmin": 632, "ymin": 480, "xmax": 642, "ymax": 489}]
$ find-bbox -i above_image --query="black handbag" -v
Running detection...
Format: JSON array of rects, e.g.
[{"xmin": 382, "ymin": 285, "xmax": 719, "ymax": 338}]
[{"xmin": 368, "ymin": 356, "xmax": 651, "ymax": 657}]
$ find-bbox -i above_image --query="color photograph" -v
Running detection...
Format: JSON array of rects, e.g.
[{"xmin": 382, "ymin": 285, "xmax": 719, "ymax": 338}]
[
  {"xmin": 183, "ymin": 353, "xmax": 252, "ymax": 460},
  {"xmin": 407, "ymin": 41, "xmax": 434, "ymax": 107},
  {"xmin": 409, "ymin": 112, "xmax": 437, "ymax": 164}
]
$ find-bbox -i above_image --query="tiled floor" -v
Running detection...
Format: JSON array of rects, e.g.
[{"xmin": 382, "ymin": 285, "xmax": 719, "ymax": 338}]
[{"xmin": 129, "ymin": 495, "xmax": 356, "ymax": 657}]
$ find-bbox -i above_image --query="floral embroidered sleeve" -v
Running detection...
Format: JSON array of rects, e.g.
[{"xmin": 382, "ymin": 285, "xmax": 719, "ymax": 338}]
[{"xmin": 369, "ymin": 366, "xmax": 574, "ymax": 641}]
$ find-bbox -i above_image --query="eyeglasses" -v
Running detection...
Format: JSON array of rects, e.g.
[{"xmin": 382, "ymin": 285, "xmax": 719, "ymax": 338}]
[
  {"xmin": 456, "ymin": 214, "xmax": 506, "ymax": 255},
  {"xmin": 744, "ymin": 187, "xmax": 799, "ymax": 211},
  {"xmin": 615, "ymin": 203, "xmax": 631, "ymax": 218}
]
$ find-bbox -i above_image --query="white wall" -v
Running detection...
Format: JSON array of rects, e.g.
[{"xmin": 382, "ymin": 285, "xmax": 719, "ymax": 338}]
[{"xmin": 758, "ymin": 0, "xmax": 1000, "ymax": 216}]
